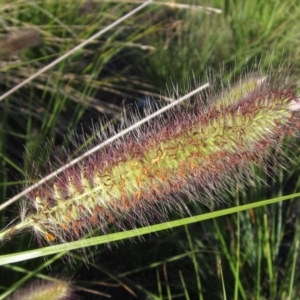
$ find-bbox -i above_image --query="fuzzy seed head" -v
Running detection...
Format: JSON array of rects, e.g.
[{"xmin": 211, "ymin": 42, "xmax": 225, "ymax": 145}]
[
  {"xmin": 0, "ymin": 30, "xmax": 40, "ymax": 59},
  {"xmin": 2, "ymin": 73, "xmax": 300, "ymax": 247},
  {"xmin": 8, "ymin": 280, "xmax": 74, "ymax": 300}
]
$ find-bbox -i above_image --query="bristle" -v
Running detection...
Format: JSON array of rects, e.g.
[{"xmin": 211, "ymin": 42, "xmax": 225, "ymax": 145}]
[{"xmin": 1, "ymin": 72, "xmax": 300, "ymax": 246}]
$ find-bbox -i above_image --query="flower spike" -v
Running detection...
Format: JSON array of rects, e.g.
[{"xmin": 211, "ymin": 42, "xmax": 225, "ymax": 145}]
[{"xmin": 1, "ymin": 74, "xmax": 300, "ymax": 246}]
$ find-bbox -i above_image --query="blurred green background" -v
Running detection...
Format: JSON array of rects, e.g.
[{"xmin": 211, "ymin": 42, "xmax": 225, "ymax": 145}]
[{"xmin": 1, "ymin": 0, "xmax": 300, "ymax": 299}]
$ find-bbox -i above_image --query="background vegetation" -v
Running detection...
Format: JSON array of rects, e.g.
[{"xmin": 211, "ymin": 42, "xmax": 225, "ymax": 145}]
[{"xmin": 1, "ymin": 0, "xmax": 300, "ymax": 299}]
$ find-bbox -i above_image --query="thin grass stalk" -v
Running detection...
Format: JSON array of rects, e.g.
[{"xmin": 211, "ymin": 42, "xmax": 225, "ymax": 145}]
[
  {"xmin": 0, "ymin": 0, "xmax": 153, "ymax": 103},
  {"xmin": 1, "ymin": 193, "xmax": 299, "ymax": 266},
  {"xmin": 0, "ymin": 83, "xmax": 209, "ymax": 212}
]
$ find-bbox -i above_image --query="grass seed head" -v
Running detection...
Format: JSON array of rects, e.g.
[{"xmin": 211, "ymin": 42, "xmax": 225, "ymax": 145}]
[
  {"xmin": 0, "ymin": 29, "xmax": 40, "ymax": 60},
  {"xmin": 8, "ymin": 279, "xmax": 75, "ymax": 300},
  {"xmin": 1, "ymin": 72, "xmax": 300, "ymax": 247}
]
